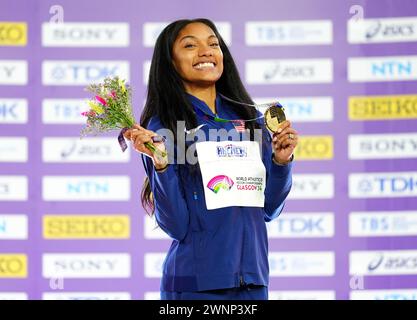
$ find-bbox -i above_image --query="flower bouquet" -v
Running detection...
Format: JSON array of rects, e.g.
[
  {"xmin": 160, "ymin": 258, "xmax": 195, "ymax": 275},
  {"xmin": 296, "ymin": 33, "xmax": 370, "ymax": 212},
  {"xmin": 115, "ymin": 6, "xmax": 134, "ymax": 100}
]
[{"xmin": 80, "ymin": 76, "xmax": 166, "ymax": 159}]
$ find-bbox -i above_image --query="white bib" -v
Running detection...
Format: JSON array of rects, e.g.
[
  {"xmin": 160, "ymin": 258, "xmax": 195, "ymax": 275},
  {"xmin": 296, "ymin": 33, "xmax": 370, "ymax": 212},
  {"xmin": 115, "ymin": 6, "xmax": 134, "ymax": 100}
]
[{"xmin": 196, "ymin": 140, "xmax": 266, "ymax": 210}]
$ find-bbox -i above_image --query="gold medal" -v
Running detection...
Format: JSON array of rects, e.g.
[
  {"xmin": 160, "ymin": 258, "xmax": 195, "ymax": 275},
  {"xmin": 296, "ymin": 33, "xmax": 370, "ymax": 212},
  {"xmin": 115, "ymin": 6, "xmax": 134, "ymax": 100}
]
[{"xmin": 264, "ymin": 104, "xmax": 286, "ymax": 133}]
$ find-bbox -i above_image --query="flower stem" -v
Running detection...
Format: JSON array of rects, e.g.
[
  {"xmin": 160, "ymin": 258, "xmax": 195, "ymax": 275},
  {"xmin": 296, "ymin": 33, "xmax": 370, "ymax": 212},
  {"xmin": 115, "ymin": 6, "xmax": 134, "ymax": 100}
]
[{"xmin": 144, "ymin": 141, "xmax": 167, "ymax": 158}]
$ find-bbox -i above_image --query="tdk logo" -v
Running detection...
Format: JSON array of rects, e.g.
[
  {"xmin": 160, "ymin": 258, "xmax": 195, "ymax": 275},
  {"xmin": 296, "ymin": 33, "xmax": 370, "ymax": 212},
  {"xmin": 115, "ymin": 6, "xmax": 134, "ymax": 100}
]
[
  {"xmin": 0, "ymin": 103, "xmax": 17, "ymax": 119},
  {"xmin": 275, "ymin": 217, "xmax": 325, "ymax": 234},
  {"xmin": 42, "ymin": 61, "xmax": 129, "ymax": 85},
  {"xmin": 350, "ymin": 172, "xmax": 417, "ymax": 198},
  {"xmin": 0, "ymin": 99, "xmax": 27, "ymax": 123},
  {"xmin": 359, "ymin": 176, "xmax": 416, "ymax": 193},
  {"xmin": 267, "ymin": 213, "xmax": 334, "ymax": 238},
  {"xmin": 51, "ymin": 65, "xmax": 117, "ymax": 81}
]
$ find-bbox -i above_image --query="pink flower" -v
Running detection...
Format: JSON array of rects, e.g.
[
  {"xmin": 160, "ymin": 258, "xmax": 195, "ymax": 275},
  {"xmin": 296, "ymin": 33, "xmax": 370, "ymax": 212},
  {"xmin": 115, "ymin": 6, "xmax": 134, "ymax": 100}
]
[
  {"xmin": 81, "ymin": 111, "xmax": 88, "ymax": 116},
  {"xmin": 109, "ymin": 91, "xmax": 117, "ymax": 98},
  {"xmin": 95, "ymin": 95, "xmax": 107, "ymax": 106}
]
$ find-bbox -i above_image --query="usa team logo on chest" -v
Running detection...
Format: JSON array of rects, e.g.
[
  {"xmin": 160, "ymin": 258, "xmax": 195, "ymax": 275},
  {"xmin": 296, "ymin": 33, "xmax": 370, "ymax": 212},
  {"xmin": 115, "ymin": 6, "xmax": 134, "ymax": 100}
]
[{"xmin": 216, "ymin": 144, "xmax": 248, "ymax": 157}]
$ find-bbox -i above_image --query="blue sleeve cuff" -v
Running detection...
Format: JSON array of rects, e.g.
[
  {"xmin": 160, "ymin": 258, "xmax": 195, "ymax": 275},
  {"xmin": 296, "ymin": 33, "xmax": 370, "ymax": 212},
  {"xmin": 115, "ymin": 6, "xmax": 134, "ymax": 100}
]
[{"xmin": 270, "ymin": 154, "xmax": 294, "ymax": 178}]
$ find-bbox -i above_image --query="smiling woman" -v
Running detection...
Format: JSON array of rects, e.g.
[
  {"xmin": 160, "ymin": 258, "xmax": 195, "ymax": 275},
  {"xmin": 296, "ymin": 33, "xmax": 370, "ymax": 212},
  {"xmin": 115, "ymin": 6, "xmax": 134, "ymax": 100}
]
[
  {"xmin": 123, "ymin": 18, "xmax": 297, "ymax": 300},
  {"xmin": 172, "ymin": 22, "xmax": 224, "ymax": 112}
]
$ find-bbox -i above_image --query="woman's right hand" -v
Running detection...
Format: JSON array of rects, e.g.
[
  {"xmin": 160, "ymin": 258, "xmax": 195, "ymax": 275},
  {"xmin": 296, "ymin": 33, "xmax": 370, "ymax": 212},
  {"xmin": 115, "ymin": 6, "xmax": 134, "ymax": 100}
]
[{"xmin": 123, "ymin": 124, "xmax": 168, "ymax": 170}]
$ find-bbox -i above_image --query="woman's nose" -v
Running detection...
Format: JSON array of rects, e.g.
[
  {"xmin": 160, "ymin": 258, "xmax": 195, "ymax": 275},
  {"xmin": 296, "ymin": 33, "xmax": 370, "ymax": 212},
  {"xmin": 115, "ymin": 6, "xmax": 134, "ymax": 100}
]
[{"xmin": 198, "ymin": 45, "xmax": 214, "ymax": 57}]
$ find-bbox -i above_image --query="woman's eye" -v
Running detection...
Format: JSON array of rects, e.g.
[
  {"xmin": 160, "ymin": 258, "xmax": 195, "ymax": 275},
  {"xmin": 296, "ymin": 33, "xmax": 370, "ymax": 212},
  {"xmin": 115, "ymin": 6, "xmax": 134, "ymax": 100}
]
[
  {"xmin": 210, "ymin": 43, "xmax": 220, "ymax": 47},
  {"xmin": 184, "ymin": 44, "xmax": 195, "ymax": 48}
]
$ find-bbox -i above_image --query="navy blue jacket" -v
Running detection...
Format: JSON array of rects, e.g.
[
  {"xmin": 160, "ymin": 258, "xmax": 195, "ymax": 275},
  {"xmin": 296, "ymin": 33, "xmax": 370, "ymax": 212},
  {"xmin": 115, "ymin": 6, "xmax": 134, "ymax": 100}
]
[{"xmin": 142, "ymin": 94, "xmax": 293, "ymax": 292}]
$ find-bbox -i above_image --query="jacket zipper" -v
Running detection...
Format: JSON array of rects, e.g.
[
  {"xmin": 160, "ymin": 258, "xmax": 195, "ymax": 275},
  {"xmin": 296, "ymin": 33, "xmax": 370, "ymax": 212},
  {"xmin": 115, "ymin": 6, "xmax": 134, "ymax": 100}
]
[{"xmin": 240, "ymin": 275, "xmax": 245, "ymax": 287}]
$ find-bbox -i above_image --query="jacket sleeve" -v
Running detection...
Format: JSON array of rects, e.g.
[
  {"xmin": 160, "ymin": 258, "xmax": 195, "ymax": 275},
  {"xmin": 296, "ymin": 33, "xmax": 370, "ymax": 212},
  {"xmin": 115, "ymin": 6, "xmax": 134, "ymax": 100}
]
[
  {"xmin": 140, "ymin": 117, "xmax": 190, "ymax": 241},
  {"xmin": 261, "ymin": 127, "xmax": 293, "ymax": 222}
]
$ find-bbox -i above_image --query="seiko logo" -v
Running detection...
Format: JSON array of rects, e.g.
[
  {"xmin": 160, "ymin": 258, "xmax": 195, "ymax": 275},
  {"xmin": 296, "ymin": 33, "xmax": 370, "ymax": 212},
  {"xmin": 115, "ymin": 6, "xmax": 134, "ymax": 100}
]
[
  {"xmin": 44, "ymin": 216, "xmax": 129, "ymax": 237},
  {"xmin": 296, "ymin": 137, "xmax": 332, "ymax": 157},
  {"xmin": 351, "ymin": 96, "xmax": 417, "ymax": 116},
  {"xmin": 0, "ymin": 257, "xmax": 24, "ymax": 274},
  {"xmin": 0, "ymin": 25, "xmax": 25, "ymax": 42},
  {"xmin": 366, "ymin": 21, "xmax": 414, "ymax": 39}
]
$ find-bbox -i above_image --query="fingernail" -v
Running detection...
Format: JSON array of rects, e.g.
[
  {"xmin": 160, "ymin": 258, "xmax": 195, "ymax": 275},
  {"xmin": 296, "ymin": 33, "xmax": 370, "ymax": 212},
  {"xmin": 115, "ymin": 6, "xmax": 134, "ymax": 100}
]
[{"xmin": 278, "ymin": 128, "xmax": 282, "ymax": 133}]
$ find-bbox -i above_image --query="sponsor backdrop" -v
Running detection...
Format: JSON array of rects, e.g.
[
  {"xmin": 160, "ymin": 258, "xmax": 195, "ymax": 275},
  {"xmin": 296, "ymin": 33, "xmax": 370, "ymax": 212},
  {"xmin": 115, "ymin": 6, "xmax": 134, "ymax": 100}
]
[{"xmin": 1, "ymin": 0, "xmax": 417, "ymax": 300}]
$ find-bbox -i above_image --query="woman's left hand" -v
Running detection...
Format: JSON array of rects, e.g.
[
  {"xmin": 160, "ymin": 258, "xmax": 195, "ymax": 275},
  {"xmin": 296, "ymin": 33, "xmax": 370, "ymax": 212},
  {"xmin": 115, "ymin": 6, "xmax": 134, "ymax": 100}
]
[{"xmin": 272, "ymin": 120, "xmax": 298, "ymax": 164}]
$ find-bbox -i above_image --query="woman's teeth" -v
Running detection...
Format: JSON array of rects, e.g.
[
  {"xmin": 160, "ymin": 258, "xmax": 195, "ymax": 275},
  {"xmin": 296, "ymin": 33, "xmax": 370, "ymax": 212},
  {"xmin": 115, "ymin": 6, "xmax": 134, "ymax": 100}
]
[{"xmin": 194, "ymin": 62, "xmax": 215, "ymax": 69}]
